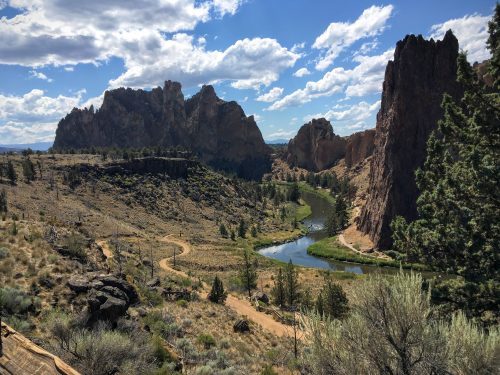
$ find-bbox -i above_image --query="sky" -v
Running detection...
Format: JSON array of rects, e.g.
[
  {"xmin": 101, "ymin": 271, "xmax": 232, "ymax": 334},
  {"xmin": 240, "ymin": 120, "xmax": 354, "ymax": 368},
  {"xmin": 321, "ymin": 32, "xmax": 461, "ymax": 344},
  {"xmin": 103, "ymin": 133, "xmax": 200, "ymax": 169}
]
[{"xmin": 0, "ymin": 0, "xmax": 495, "ymax": 144}]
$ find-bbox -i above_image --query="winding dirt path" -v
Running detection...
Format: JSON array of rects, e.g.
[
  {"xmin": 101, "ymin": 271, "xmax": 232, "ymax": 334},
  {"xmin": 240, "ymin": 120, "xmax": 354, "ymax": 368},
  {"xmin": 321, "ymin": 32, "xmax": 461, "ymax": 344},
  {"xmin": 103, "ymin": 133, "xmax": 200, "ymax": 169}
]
[
  {"xmin": 157, "ymin": 235, "xmax": 290, "ymax": 337},
  {"xmin": 338, "ymin": 234, "xmax": 389, "ymax": 260}
]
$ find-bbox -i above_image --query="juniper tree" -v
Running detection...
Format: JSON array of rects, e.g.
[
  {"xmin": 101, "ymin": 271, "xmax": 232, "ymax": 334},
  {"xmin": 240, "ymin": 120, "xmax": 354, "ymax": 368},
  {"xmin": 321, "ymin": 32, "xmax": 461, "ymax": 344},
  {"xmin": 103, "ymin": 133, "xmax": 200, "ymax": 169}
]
[
  {"xmin": 208, "ymin": 275, "xmax": 227, "ymax": 304},
  {"xmin": 285, "ymin": 260, "xmax": 300, "ymax": 308},
  {"xmin": 6, "ymin": 160, "xmax": 16, "ymax": 185},
  {"xmin": 219, "ymin": 223, "xmax": 228, "ymax": 238},
  {"xmin": 0, "ymin": 189, "xmax": 6, "ymax": 213},
  {"xmin": 321, "ymin": 275, "xmax": 349, "ymax": 320},
  {"xmin": 22, "ymin": 157, "xmax": 36, "ymax": 183},
  {"xmin": 392, "ymin": 6, "xmax": 500, "ymax": 323},
  {"xmin": 271, "ymin": 267, "xmax": 286, "ymax": 308},
  {"xmin": 238, "ymin": 219, "xmax": 247, "ymax": 238},
  {"xmin": 239, "ymin": 249, "xmax": 258, "ymax": 298}
]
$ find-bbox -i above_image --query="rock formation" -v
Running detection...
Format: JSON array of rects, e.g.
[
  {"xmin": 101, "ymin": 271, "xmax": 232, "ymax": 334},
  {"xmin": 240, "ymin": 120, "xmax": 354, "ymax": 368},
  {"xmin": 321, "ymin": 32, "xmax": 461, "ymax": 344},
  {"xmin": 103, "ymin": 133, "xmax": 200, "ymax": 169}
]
[
  {"xmin": 286, "ymin": 118, "xmax": 346, "ymax": 171},
  {"xmin": 345, "ymin": 129, "xmax": 376, "ymax": 168},
  {"xmin": 53, "ymin": 81, "xmax": 271, "ymax": 179},
  {"xmin": 358, "ymin": 31, "xmax": 462, "ymax": 250}
]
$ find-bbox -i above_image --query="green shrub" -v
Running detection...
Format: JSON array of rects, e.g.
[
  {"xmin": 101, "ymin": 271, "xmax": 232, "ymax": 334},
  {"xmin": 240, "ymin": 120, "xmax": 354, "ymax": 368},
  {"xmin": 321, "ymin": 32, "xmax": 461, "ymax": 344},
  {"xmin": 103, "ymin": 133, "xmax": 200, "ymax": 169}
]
[
  {"xmin": 176, "ymin": 299, "xmax": 188, "ymax": 308},
  {"xmin": 0, "ymin": 247, "xmax": 9, "ymax": 259},
  {"xmin": 197, "ymin": 333, "xmax": 216, "ymax": 349},
  {"xmin": 0, "ymin": 287, "xmax": 38, "ymax": 315}
]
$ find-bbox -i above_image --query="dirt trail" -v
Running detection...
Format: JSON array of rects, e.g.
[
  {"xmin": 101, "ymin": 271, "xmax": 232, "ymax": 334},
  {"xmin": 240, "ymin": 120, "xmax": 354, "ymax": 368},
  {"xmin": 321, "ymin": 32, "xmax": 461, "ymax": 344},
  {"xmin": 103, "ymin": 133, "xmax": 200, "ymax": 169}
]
[
  {"xmin": 157, "ymin": 235, "xmax": 290, "ymax": 337},
  {"xmin": 338, "ymin": 234, "xmax": 389, "ymax": 259}
]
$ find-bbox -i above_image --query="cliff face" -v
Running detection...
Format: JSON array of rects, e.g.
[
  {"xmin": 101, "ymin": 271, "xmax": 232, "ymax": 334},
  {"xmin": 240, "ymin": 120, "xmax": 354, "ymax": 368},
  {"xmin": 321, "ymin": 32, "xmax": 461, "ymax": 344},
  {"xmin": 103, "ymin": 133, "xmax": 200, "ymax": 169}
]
[
  {"xmin": 53, "ymin": 81, "xmax": 271, "ymax": 179},
  {"xmin": 358, "ymin": 30, "xmax": 462, "ymax": 250},
  {"xmin": 286, "ymin": 118, "xmax": 346, "ymax": 171},
  {"xmin": 345, "ymin": 129, "xmax": 375, "ymax": 168}
]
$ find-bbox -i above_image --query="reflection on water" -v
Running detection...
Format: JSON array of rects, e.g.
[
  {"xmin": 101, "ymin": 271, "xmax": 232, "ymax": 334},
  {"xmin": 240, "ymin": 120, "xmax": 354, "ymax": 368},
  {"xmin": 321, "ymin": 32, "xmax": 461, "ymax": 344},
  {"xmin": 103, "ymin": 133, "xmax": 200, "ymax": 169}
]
[{"xmin": 257, "ymin": 191, "xmax": 390, "ymax": 274}]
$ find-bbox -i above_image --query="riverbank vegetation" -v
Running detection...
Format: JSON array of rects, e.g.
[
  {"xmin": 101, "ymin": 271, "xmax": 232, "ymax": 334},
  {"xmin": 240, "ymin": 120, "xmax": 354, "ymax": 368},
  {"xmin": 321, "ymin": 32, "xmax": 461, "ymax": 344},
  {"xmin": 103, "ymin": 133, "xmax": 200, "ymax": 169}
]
[{"xmin": 307, "ymin": 237, "xmax": 429, "ymax": 271}]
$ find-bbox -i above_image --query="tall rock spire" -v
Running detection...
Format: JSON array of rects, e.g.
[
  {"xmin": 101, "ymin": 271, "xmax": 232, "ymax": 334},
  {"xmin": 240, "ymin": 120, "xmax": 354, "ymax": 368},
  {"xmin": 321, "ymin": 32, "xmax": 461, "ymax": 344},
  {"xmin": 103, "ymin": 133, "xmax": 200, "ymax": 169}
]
[{"xmin": 358, "ymin": 31, "xmax": 462, "ymax": 250}]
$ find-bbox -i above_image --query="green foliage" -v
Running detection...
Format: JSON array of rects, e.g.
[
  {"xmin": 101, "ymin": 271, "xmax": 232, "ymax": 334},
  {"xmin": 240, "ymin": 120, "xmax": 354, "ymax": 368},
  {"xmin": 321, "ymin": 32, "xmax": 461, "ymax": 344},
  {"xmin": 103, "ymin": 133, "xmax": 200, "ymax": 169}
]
[
  {"xmin": 230, "ymin": 230, "xmax": 235, "ymax": 241},
  {"xmin": 317, "ymin": 275, "xmax": 349, "ymax": 320},
  {"xmin": 219, "ymin": 223, "xmax": 228, "ymax": 238},
  {"xmin": 251, "ymin": 225, "xmax": 258, "ymax": 237},
  {"xmin": 308, "ymin": 237, "xmax": 428, "ymax": 270},
  {"xmin": 63, "ymin": 232, "xmax": 87, "ymax": 259},
  {"xmin": 305, "ymin": 272, "xmax": 499, "ymax": 375},
  {"xmin": 271, "ymin": 268, "xmax": 286, "ymax": 308},
  {"xmin": 197, "ymin": 333, "xmax": 216, "ymax": 349},
  {"xmin": 0, "ymin": 189, "xmax": 7, "ymax": 213},
  {"xmin": 6, "ymin": 160, "xmax": 17, "ymax": 184},
  {"xmin": 0, "ymin": 287, "xmax": 39, "ymax": 315},
  {"xmin": 288, "ymin": 183, "xmax": 300, "ymax": 202},
  {"xmin": 0, "ymin": 247, "xmax": 9, "ymax": 259},
  {"xmin": 487, "ymin": 4, "xmax": 500, "ymax": 89},
  {"xmin": 21, "ymin": 157, "xmax": 36, "ymax": 183},
  {"xmin": 284, "ymin": 260, "xmax": 300, "ymax": 307},
  {"xmin": 11, "ymin": 221, "xmax": 17, "ymax": 236},
  {"xmin": 238, "ymin": 219, "xmax": 247, "ymax": 238},
  {"xmin": 239, "ymin": 249, "xmax": 258, "ymax": 298},
  {"xmin": 208, "ymin": 275, "xmax": 227, "ymax": 304},
  {"xmin": 325, "ymin": 195, "xmax": 348, "ymax": 236},
  {"xmin": 260, "ymin": 365, "xmax": 278, "ymax": 375},
  {"xmin": 392, "ymin": 13, "xmax": 500, "ymax": 322}
]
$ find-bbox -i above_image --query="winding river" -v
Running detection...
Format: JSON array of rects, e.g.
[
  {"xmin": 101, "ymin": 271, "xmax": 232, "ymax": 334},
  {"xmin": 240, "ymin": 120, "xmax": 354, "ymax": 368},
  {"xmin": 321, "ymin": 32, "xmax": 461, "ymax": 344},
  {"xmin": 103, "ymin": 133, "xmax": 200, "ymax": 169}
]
[{"xmin": 257, "ymin": 191, "xmax": 400, "ymax": 275}]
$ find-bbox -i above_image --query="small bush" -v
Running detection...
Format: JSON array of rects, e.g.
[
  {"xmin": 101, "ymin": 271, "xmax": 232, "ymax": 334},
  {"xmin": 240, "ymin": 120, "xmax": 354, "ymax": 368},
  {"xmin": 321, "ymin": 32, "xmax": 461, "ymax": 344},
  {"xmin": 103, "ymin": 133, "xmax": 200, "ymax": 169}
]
[
  {"xmin": 176, "ymin": 299, "xmax": 188, "ymax": 308},
  {"xmin": 197, "ymin": 333, "xmax": 216, "ymax": 349},
  {"xmin": 0, "ymin": 247, "xmax": 10, "ymax": 259}
]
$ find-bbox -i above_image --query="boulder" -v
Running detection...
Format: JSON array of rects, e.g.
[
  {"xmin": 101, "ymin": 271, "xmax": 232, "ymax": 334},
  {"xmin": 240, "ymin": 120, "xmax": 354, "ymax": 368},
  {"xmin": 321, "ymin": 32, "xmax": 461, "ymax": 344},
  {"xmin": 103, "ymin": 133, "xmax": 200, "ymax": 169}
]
[
  {"xmin": 253, "ymin": 292, "xmax": 269, "ymax": 305},
  {"xmin": 233, "ymin": 319, "xmax": 250, "ymax": 333},
  {"xmin": 146, "ymin": 276, "xmax": 161, "ymax": 288}
]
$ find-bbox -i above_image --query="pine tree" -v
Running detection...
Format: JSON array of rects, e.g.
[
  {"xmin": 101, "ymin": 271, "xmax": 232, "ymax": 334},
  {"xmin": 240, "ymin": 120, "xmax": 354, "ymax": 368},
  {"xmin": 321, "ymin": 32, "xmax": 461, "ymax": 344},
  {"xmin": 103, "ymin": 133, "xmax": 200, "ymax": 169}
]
[
  {"xmin": 238, "ymin": 219, "xmax": 247, "ymax": 238},
  {"xmin": 22, "ymin": 157, "xmax": 36, "ymax": 183},
  {"xmin": 392, "ymin": 6, "xmax": 500, "ymax": 322},
  {"xmin": 239, "ymin": 249, "xmax": 257, "ymax": 298},
  {"xmin": 315, "ymin": 291, "xmax": 324, "ymax": 316},
  {"xmin": 326, "ymin": 196, "xmax": 348, "ymax": 236},
  {"xmin": 0, "ymin": 189, "xmax": 7, "ymax": 213},
  {"xmin": 288, "ymin": 183, "xmax": 300, "ymax": 202},
  {"xmin": 219, "ymin": 223, "xmax": 228, "ymax": 238},
  {"xmin": 285, "ymin": 260, "xmax": 300, "ymax": 307},
  {"xmin": 208, "ymin": 275, "xmax": 227, "ymax": 304},
  {"xmin": 271, "ymin": 268, "xmax": 286, "ymax": 308},
  {"xmin": 322, "ymin": 276, "xmax": 349, "ymax": 319},
  {"xmin": 251, "ymin": 226, "xmax": 258, "ymax": 237},
  {"xmin": 6, "ymin": 160, "xmax": 16, "ymax": 185}
]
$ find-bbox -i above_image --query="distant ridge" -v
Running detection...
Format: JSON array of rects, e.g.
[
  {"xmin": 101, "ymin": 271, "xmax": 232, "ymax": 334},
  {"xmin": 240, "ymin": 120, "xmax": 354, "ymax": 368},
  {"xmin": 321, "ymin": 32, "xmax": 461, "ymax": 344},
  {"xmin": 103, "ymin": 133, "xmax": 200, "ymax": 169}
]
[{"xmin": 53, "ymin": 81, "xmax": 271, "ymax": 179}]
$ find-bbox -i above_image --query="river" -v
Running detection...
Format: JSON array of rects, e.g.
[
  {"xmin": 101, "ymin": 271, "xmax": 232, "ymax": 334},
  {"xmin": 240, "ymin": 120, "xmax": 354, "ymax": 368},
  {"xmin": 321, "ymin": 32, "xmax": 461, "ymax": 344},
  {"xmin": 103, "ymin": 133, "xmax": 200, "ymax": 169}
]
[{"xmin": 257, "ymin": 191, "xmax": 401, "ymax": 275}]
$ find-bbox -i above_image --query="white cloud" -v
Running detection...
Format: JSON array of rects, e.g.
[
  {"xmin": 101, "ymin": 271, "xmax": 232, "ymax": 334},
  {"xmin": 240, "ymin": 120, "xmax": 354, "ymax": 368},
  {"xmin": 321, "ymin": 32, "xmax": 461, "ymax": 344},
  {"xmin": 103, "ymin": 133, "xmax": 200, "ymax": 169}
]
[
  {"xmin": 429, "ymin": 13, "xmax": 491, "ymax": 63},
  {"xmin": 256, "ymin": 87, "xmax": 284, "ymax": 102},
  {"xmin": 0, "ymin": 89, "xmax": 86, "ymax": 143},
  {"xmin": 64, "ymin": 66, "xmax": 74, "ymax": 72},
  {"xmin": 265, "ymin": 129, "xmax": 297, "ymax": 140},
  {"xmin": 1, "ymin": 1, "xmax": 296, "ymax": 90},
  {"xmin": 291, "ymin": 42, "xmax": 306, "ymax": 53},
  {"xmin": 304, "ymin": 100, "xmax": 380, "ymax": 123},
  {"xmin": 29, "ymin": 70, "xmax": 53, "ymax": 82},
  {"xmin": 313, "ymin": 5, "xmax": 393, "ymax": 70},
  {"xmin": 293, "ymin": 67, "xmax": 311, "ymax": 77},
  {"xmin": 212, "ymin": 0, "xmax": 243, "ymax": 16},
  {"xmin": 268, "ymin": 48, "xmax": 392, "ymax": 111}
]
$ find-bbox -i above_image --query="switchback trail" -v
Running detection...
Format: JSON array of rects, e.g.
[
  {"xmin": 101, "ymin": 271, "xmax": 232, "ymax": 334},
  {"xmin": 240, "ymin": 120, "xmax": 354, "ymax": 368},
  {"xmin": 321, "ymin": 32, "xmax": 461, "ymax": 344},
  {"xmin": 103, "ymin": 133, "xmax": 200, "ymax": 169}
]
[{"xmin": 157, "ymin": 235, "xmax": 290, "ymax": 337}]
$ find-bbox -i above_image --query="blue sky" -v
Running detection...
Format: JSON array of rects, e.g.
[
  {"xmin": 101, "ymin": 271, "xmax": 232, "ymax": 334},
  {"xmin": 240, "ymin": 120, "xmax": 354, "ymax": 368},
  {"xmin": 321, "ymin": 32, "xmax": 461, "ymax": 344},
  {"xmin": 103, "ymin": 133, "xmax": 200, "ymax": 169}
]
[{"xmin": 0, "ymin": 0, "xmax": 495, "ymax": 144}]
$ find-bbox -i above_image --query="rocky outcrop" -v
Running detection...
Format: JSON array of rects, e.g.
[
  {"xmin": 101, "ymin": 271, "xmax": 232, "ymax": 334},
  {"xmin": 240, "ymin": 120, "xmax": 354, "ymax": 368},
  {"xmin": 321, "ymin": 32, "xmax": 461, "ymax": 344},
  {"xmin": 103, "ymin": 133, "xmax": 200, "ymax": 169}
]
[
  {"xmin": 358, "ymin": 31, "xmax": 462, "ymax": 250},
  {"xmin": 345, "ymin": 129, "xmax": 376, "ymax": 168},
  {"xmin": 68, "ymin": 272, "xmax": 138, "ymax": 323},
  {"xmin": 286, "ymin": 118, "xmax": 346, "ymax": 171},
  {"xmin": 53, "ymin": 81, "xmax": 271, "ymax": 179}
]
